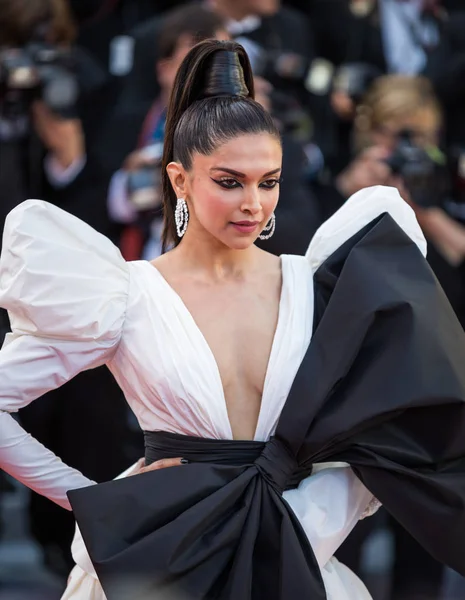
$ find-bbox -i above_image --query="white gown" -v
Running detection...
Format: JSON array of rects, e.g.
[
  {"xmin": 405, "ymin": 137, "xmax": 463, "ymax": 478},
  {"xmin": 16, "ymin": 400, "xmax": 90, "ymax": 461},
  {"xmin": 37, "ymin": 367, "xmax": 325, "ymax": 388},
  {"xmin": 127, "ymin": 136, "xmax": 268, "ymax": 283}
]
[{"xmin": 0, "ymin": 186, "xmax": 426, "ymax": 600}]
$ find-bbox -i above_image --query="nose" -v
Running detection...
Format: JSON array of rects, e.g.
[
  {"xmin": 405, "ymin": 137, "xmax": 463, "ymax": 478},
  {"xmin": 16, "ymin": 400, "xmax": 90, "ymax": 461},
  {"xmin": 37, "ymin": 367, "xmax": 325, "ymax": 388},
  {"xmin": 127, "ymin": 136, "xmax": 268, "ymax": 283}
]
[{"xmin": 240, "ymin": 187, "xmax": 262, "ymax": 216}]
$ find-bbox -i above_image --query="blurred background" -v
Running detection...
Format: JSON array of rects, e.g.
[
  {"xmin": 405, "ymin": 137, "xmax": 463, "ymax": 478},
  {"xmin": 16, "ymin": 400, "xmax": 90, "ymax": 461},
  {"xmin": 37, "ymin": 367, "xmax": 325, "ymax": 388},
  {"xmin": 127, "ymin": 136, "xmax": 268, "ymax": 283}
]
[{"xmin": 1, "ymin": 0, "xmax": 465, "ymax": 598}]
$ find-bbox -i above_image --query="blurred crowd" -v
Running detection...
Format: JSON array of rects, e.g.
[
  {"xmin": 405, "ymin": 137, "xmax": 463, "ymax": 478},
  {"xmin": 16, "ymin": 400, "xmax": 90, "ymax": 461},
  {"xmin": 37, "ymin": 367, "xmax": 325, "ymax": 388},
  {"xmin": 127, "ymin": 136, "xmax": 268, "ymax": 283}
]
[{"xmin": 1, "ymin": 0, "xmax": 465, "ymax": 598}]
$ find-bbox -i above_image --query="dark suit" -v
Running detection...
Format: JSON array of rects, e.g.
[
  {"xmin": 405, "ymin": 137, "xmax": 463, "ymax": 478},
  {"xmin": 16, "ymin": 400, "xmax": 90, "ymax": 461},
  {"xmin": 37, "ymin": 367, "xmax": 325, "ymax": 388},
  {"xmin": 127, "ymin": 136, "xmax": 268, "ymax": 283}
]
[{"xmin": 426, "ymin": 11, "xmax": 465, "ymax": 151}]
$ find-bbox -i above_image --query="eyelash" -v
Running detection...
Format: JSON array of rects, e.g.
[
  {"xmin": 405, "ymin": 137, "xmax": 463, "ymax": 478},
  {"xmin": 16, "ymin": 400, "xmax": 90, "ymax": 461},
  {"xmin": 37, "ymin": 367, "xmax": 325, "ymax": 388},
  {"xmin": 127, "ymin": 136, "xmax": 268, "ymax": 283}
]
[{"xmin": 213, "ymin": 177, "xmax": 282, "ymax": 190}]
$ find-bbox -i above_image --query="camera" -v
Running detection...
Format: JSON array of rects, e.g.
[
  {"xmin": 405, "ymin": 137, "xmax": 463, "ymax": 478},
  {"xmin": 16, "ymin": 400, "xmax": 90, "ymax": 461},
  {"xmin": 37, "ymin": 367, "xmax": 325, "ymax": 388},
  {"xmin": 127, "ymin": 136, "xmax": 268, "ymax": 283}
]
[
  {"xmin": 385, "ymin": 129, "xmax": 447, "ymax": 208},
  {"xmin": 0, "ymin": 41, "xmax": 79, "ymax": 138}
]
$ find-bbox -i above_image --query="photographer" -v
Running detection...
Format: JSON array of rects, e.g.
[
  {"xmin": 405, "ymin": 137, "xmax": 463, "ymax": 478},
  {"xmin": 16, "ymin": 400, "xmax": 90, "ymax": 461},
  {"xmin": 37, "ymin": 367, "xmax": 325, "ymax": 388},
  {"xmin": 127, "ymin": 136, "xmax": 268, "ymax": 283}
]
[
  {"xmin": 0, "ymin": 0, "xmax": 88, "ymax": 334},
  {"xmin": 334, "ymin": 76, "xmax": 465, "ymax": 325},
  {"xmin": 0, "ymin": 0, "xmax": 133, "ymax": 579},
  {"xmin": 427, "ymin": 10, "xmax": 465, "ymax": 169},
  {"xmin": 287, "ymin": 1, "xmax": 459, "ymax": 178}
]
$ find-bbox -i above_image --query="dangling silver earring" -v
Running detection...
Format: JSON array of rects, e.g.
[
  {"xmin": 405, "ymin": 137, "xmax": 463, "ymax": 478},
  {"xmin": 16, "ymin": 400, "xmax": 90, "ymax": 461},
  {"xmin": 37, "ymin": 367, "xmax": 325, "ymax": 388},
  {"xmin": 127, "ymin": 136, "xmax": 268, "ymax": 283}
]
[
  {"xmin": 175, "ymin": 198, "xmax": 189, "ymax": 238},
  {"xmin": 259, "ymin": 213, "xmax": 276, "ymax": 240}
]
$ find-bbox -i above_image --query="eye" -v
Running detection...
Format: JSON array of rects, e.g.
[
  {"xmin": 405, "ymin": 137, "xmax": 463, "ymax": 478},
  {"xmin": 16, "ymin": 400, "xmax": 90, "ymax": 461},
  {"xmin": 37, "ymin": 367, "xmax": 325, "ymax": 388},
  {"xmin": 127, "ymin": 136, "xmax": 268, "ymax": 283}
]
[
  {"xmin": 260, "ymin": 178, "xmax": 282, "ymax": 190},
  {"xmin": 213, "ymin": 178, "xmax": 242, "ymax": 189}
]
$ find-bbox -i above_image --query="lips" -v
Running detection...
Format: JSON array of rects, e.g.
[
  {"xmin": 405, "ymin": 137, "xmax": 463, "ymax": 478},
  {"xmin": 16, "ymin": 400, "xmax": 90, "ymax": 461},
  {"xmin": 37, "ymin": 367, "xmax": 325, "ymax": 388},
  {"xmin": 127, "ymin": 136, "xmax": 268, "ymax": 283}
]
[
  {"xmin": 231, "ymin": 221, "xmax": 260, "ymax": 234},
  {"xmin": 232, "ymin": 221, "xmax": 260, "ymax": 226}
]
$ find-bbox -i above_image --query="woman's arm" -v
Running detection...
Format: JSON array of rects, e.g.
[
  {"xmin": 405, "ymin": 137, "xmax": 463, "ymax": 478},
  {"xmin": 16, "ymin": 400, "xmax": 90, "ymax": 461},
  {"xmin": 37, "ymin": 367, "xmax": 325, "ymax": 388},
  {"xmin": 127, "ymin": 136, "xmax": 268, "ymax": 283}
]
[
  {"xmin": 0, "ymin": 199, "xmax": 130, "ymax": 510},
  {"xmin": 0, "ymin": 332, "xmax": 113, "ymax": 509}
]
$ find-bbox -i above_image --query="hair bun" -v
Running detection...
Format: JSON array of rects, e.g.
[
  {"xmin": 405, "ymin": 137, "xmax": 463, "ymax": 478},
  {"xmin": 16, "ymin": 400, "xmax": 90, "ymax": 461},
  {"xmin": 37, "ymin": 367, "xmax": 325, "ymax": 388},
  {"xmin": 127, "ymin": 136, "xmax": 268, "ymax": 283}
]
[{"xmin": 201, "ymin": 49, "xmax": 249, "ymax": 99}]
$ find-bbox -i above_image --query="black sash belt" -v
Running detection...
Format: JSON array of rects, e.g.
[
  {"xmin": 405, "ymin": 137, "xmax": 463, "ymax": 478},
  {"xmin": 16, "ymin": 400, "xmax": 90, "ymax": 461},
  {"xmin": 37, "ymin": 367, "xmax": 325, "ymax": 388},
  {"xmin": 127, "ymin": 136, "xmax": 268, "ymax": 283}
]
[{"xmin": 144, "ymin": 430, "xmax": 310, "ymax": 494}]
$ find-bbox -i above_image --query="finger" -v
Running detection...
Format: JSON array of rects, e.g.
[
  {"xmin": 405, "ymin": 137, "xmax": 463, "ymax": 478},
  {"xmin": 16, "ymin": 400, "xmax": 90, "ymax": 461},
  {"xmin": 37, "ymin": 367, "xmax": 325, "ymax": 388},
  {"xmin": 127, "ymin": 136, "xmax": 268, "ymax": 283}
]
[
  {"xmin": 365, "ymin": 161, "xmax": 391, "ymax": 182},
  {"xmin": 360, "ymin": 145, "xmax": 392, "ymax": 161},
  {"xmin": 142, "ymin": 457, "xmax": 187, "ymax": 473},
  {"xmin": 32, "ymin": 101, "xmax": 52, "ymax": 123}
]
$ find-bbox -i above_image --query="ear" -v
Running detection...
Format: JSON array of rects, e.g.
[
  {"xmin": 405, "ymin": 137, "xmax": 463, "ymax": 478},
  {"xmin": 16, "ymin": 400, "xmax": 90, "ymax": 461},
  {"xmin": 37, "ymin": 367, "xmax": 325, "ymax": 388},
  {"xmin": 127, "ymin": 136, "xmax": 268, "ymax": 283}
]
[{"xmin": 166, "ymin": 162, "xmax": 189, "ymax": 199}]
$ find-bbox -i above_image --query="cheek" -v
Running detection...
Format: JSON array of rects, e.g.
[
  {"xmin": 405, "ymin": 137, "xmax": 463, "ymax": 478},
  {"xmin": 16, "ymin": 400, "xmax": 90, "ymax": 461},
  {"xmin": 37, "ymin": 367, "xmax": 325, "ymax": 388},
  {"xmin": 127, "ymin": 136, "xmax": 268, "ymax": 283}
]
[
  {"xmin": 263, "ymin": 188, "xmax": 280, "ymax": 212},
  {"xmin": 191, "ymin": 181, "xmax": 237, "ymax": 221},
  {"xmin": 204, "ymin": 194, "xmax": 233, "ymax": 220}
]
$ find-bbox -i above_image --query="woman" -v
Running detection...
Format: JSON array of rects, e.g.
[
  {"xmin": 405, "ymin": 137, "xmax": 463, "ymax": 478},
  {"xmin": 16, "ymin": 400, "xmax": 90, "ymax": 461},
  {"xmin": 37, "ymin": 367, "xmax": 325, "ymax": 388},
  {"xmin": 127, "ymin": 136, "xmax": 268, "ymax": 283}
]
[
  {"xmin": 335, "ymin": 74, "xmax": 443, "ymax": 201},
  {"xmin": 1, "ymin": 41, "xmax": 465, "ymax": 600}
]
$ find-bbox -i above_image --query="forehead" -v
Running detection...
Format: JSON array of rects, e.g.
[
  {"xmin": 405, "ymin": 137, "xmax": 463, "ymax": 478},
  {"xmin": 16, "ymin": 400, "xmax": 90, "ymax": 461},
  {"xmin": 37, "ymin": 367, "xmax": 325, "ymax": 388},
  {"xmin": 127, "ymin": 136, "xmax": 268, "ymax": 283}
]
[{"xmin": 192, "ymin": 133, "xmax": 282, "ymax": 176}]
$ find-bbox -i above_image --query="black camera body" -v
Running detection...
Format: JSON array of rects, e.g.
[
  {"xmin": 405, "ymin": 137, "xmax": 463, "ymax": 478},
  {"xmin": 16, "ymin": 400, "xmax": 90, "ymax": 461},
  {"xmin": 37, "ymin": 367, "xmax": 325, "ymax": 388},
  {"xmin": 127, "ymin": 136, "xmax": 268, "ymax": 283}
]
[
  {"xmin": 385, "ymin": 130, "xmax": 447, "ymax": 208},
  {"xmin": 0, "ymin": 42, "xmax": 79, "ymax": 131}
]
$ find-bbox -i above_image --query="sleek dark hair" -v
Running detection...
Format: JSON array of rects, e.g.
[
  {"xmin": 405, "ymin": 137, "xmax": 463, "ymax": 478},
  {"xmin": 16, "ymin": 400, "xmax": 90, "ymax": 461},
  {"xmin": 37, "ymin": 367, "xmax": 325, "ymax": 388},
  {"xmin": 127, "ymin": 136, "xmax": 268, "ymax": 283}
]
[
  {"xmin": 157, "ymin": 5, "xmax": 226, "ymax": 61},
  {"xmin": 161, "ymin": 39, "xmax": 281, "ymax": 250}
]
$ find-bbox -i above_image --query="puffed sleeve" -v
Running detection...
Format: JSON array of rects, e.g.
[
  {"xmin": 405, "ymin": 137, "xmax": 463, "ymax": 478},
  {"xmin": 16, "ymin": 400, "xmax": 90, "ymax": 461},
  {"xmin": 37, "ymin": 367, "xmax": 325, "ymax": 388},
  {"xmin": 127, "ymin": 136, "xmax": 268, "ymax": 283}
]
[
  {"xmin": 0, "ymin": 200, "xmax": 129, "ymax": 510},
  {"xmin": 306, "ymin": 185, "xmax": 427, "ymax": 272},
  {"xmin": 283, "ymin": 464, "xmax": 374, "ymax": 569}
]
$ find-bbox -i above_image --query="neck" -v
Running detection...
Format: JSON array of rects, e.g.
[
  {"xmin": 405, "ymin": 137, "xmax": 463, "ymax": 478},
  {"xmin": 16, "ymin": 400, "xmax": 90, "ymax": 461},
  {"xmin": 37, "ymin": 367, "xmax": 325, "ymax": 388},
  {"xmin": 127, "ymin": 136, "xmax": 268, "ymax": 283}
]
[
  {"xmin": 171, "ymin": 228, "xmax": 261, "ymax": 282},
  {"xmin": 208, "ymin": 0, "xmax": 253, "ymax": 22}
]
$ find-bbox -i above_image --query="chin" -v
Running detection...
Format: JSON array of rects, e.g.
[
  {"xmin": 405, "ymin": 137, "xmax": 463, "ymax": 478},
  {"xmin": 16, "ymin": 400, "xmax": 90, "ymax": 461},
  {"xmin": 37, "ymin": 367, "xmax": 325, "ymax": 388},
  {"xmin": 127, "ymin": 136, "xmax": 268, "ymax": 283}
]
[{"xmin": 224, "ymin": 237, "xmax": 256, "ymax": 251}]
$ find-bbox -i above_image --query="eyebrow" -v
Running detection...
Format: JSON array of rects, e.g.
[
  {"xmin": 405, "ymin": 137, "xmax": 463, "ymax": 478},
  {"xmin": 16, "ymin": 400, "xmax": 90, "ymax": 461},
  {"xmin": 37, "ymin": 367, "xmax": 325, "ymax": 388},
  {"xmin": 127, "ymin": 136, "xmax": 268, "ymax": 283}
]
[{"xmin": 210, "ymin": 167, "xmax": 282, "ymax": 178}]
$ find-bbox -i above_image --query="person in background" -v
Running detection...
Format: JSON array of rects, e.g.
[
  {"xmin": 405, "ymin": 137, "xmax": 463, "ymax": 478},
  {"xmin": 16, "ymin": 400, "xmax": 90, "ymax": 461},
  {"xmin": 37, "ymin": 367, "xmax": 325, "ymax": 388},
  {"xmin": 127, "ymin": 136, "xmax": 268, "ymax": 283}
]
[
  {"xmin": 289, "ymin": 0, "xmax": 449, "ymax": 77},
  {"xmin": 0, "ymin": 0, "xmax": 86, "ymax": 233},
  {"xmin": 427, "ymin": 10, "xmax": 465, "ymax": 173},
  {"xmin": 107, "ymin": 4, "xmax": 229, "ymax": 261},
  {"xmin": 335, "ymin": 75, "xmax": 465, "ymax": 327},
  {"xmin": 284, "ymin": 0, "xmax": 456, "ymax": 179}
]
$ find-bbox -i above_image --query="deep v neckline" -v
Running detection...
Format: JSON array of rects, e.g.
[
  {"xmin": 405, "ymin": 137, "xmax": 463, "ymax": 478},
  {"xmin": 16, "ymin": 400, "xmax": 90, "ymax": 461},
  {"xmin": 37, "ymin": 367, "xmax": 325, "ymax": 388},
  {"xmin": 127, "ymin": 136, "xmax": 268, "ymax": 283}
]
[{"xmin": 143, "ymin": 258, "xmax": 287, "ymax": 441}]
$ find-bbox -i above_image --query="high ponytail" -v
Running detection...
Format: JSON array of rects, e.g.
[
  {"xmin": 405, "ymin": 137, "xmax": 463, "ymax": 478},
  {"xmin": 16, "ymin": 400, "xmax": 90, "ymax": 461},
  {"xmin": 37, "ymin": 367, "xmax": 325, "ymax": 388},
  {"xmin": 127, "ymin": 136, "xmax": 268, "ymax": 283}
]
[{"xmin": 161, "ymin": 39, "xmax": 280, "ymax": 250}]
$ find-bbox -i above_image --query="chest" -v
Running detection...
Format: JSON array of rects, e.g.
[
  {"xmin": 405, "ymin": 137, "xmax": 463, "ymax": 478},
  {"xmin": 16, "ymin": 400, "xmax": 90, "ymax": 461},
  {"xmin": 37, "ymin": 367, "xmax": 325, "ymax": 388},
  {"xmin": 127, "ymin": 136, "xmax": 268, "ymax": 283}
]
[
  {"xmin": 117, "ymin": 257, "xmax": 313, "ymax": 441},
  {"xmin": 176, "ymin": 279, "xmax": 281, "ymax": 390}
]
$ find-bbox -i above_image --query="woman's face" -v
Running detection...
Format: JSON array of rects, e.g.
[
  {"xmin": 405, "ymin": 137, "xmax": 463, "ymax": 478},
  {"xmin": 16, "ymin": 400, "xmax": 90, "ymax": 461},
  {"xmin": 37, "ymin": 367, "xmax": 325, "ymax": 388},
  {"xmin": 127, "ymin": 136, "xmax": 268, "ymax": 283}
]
[
  {"xmin": 168, "ymin": 133, "xmax": 282, "ymax": 250},
  {"xmin": 369, "ymin": 107, "xmax": 441, "ymax": 152}
]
